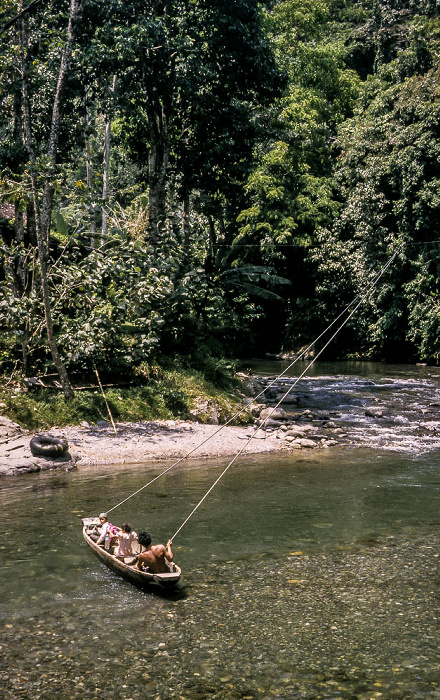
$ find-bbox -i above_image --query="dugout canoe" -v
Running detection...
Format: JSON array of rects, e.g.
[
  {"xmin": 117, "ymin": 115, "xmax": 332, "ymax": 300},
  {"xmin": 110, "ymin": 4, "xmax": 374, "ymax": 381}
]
[{"xmin": 82, "ymin": 517, "xmax": 182, "ymax": 589}]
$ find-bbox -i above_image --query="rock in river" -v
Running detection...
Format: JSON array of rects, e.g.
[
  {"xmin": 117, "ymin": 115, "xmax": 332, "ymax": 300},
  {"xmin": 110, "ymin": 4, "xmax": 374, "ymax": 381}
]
[{"xmin": 260, "ymin": 406, "xmax": 288, "ymax": 421}]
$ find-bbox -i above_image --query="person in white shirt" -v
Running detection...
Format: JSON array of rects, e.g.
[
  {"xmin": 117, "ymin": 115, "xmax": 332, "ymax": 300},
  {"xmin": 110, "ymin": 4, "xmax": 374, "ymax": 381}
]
[
  {"xmin": 91, "ymin": 512, "xmax": 120, "ymax": 548},
  {"xmin": 114, "ymin": 522, "xmax": 138, "ymax": 558}
]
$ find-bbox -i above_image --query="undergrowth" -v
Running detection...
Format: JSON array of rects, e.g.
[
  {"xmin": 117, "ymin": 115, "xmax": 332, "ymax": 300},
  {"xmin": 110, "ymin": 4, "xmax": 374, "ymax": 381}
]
[{"xmin": 0, "ymin": 368, "xmax": 252, "ymax": 430}]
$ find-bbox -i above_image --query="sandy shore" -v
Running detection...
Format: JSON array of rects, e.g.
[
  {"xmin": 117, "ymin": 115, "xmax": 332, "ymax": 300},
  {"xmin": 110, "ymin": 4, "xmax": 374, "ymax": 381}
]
[
  {"xmin": 0, "ymin": 418, "xmax": 293, "ymax": 475},
  {"xmin": 50, "ymin": 419, "xmax": 289, "ymax": 464}
]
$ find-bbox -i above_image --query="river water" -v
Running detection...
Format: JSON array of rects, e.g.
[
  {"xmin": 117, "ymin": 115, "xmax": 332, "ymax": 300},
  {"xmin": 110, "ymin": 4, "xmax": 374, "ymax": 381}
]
[{"xmin": 0, "ymin": 363, "xmax": 439, "ymax": 699}]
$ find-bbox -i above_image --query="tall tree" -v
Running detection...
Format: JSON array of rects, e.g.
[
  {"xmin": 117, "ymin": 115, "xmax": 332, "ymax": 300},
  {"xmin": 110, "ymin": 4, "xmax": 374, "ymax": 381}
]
[
  {"xmin": 311, "ymin": 5, "xmax": 440, "ymax": 361},
  {"xmin": 101, "ymin": 74, "xmax": 117, "ymax": 241},
  {"xmin": 231, "ymin": 0, "xmax": 360, "ymax": 351},
  {"xmin": 93, "ymin": 0, "xmax": 284, "ymax": 239},
  {"xmin": 18, "ymin": 0, "xmax": 83, "ymax": 397}
]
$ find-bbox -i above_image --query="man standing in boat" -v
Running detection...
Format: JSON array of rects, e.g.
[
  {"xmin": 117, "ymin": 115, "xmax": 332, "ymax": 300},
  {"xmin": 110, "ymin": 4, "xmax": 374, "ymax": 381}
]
[{"xmin": 136, "ymin": 531, "xmax": 174, "ymax": 573}]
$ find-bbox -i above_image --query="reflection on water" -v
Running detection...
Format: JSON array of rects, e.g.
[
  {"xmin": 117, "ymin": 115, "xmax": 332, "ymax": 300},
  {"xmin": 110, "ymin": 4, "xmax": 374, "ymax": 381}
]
[
  {"xmin": 245, "ymin": 359, "xmax": 440, "ymax": 380},
  {"xmin": 1, "ymin": 362, "xmax": 440, "ymax": 699}
]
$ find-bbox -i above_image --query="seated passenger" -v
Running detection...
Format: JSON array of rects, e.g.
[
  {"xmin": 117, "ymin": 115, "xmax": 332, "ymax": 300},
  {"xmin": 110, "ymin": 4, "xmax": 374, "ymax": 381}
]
[
  {"xmin": 91, "ymin": 512, "xmax": 120, "ymax": 549},
  {"xmin": 114, "ymin": 522, "xmax": 138, "ymax": 558},
  {"xmin": 136, "ymin": 531, "xmax": 174, "ymax": 574}
]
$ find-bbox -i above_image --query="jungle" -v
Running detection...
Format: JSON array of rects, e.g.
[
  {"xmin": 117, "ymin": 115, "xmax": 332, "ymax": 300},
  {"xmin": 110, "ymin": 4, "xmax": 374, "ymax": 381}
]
[{"xmin": 1, "ymin": 0, "xmax": 439, "ymax": 417}]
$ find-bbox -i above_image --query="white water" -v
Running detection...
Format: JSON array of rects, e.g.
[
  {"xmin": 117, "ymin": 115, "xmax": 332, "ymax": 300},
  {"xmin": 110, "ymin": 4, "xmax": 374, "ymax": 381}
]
[{"xmin": 250, "ymin": 360, "xmax": 440, "ymax": 453}]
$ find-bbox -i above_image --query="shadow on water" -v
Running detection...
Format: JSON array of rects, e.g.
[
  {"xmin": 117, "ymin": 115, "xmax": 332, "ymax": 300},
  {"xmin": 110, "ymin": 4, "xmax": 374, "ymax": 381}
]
[
  {"xmin": 89, "ymin": 555, "xmax": 190, "ymax": 602},
  {"xmin": 99, "ymin": 567, "xmax": 190, "ymax": 602}
]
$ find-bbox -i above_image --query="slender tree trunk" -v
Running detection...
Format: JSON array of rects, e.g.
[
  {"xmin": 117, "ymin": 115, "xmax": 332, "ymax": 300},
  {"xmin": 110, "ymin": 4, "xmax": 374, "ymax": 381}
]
[
  {"xmin": 19, "ymin": 1, "xmax": 82, "ymax": 400},
  {"xmin": 13, "ymin": 43, "xmax": 33, "ymax": 376},
  {"xmin": 83, "ymin": 86, "xmax": 96, "ymax": 244},
  {"xmin": 148, "ymin": 99, "xmax": 170, "ymax": 242},
  {"xmin": 101, "ymin": 74, "xmax": 117, "ymax": 242},
  {"xmin": 14, "ymin": 201, "xmax": 25, "ymax": 245},
  {"xmin": 40, "ymin": 0, "xmax": 82, "ymax": 247},
  {"xmin": 13, "ymin": 89, "xmax": 25, "ymax": 247},
  {"xmin": 26, "ymin": 202, "xmax": 36, "ymax": 245}
]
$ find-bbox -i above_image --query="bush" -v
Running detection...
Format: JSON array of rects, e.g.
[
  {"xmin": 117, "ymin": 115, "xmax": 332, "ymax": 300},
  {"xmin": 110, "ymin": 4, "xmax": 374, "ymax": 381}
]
[{"xmin": 0, "ymin": 365, "xmax": 246, "ymax": 429}]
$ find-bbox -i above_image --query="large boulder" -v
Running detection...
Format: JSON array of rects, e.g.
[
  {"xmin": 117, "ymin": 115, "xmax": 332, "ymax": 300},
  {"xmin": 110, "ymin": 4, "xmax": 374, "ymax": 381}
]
[
  {"xmin": 285, "ymin": 424, "xmax": 314, "ymax": 437},
  {"xmin": 259, "ymin": 406, "xmax": 288, "ymax": 421},
  {"xmin": 299, "ymin": 438, "xmax": 317, "ymax": 448}
]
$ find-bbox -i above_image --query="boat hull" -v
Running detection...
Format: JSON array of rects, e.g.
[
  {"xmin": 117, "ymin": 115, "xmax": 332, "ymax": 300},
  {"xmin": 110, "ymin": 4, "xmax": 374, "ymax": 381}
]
[{"xmin": 82, "ymin": 517, "xmax": 182, "ymax": 589}]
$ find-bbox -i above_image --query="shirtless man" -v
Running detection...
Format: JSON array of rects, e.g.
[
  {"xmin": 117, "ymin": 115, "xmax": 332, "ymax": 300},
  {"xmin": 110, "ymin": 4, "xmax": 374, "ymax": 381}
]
[{"xmin": 136, "ymin": 531, "xmax": 174, "ymax": 574}]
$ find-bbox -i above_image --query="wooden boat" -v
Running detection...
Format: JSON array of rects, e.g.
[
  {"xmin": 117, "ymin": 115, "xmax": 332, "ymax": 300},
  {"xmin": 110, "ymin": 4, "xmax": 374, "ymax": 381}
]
[{"xmin": 82, "ymin": 517, "xmax": 182, "ymax": 589}]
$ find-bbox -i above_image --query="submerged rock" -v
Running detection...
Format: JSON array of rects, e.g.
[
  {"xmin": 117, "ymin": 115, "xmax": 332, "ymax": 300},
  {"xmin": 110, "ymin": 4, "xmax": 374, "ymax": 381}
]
[
  {"xmin": 365, "ymin": 407, "xmax": 384, "ymax": 418},
  {"xmin": 279, "ymin": 394, "xmax": 298, "ymax": 405}
]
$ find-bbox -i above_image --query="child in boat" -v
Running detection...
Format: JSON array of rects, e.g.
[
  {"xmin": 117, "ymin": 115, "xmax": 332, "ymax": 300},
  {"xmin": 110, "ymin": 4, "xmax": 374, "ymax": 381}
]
[
  {"xmin": 114, "ymin": 522, "xmax": 138, "ymax": 558},
  {"xmin": 91, "ymin": 512, "xmax": 120, "ymax": 548},
  {"xmin": 136, "ymin": 531, "xmax": 174, "ymax": 573}
]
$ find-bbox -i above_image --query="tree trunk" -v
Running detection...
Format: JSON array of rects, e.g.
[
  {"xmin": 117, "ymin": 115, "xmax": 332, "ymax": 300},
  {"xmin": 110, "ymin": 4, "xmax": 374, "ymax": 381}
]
[
  {"xmin": 101, "ymin": 74, "xmax": 117, "ymax": 242},
  {"xmin": 19, "ymin": 1, "xmax": 82, "ymax": 400},
  {"xmin": 40, "ymin": 0, "xmax": 82, "ymax": 247},
  {"xmin": 26, "ymin": 202, "xmax": 36, "ymax": 245},
  {"xmin": 13, "ymin": 88, "xmax": 25, "ymax": 248},
  {"xmin": 148, "ymin": 99, "xmax": 170, "ymax": 242},
  {"xmin": 83, "ymin": 86, "xmax": 96, "ymax": 245}
]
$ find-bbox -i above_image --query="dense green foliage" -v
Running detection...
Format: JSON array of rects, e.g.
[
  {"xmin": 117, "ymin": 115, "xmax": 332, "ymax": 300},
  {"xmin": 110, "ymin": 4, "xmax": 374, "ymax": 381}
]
[
  {"xmin": 0, "ymin": 365, "xmax": 251, "ymax": 429},
  {"xmin": 1, "ymin": 0, "xmax": 440, "ymax": 398},
  {"xmin": 311, "ymin": 3, "xmax": 440, "ymax": 360}
]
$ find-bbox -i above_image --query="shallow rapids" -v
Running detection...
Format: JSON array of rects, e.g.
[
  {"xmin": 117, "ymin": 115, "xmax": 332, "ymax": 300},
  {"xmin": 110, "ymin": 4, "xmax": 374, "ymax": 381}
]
[{"xmin": 251, "ymin": 360, "xmax": 440, "ymax": 453}]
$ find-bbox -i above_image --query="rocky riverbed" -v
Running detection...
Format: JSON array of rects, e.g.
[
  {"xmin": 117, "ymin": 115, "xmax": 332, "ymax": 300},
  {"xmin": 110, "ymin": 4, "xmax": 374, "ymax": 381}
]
[{"xmin": 1, "ymin": 532, "xmax": 439, "ymax": 699}]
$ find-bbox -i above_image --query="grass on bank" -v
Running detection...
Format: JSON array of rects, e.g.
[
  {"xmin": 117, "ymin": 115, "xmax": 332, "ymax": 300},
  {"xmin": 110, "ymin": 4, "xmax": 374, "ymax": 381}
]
[{"xmin": 0, "ymin": 368, "xmax": 254, "ymax": 431}]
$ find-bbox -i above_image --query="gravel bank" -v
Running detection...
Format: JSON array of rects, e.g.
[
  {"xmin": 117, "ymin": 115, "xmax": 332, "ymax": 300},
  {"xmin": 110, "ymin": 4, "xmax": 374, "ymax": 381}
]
[{"xmin": 0, "ymin": 417, "xmax": 295, "ymax": 475}]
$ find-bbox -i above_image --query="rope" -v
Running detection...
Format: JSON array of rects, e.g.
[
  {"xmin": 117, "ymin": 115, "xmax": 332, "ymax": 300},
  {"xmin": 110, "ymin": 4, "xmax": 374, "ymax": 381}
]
[
  {"xmin": 107, "ymin": 244, "xmax": 403, "ymax": 521},
  {"xmin": 211, "ymin": 239, "xmax": 440, "ymax": 247},
  {"xmin": 170, "ymin": 244, "xmax": 403, "ymax": 541}
]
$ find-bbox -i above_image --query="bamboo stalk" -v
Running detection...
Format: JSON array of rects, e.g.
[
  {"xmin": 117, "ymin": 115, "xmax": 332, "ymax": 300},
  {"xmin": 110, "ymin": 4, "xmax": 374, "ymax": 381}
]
[{"xmin": 94, "ymin": 367, "xmax": 117, "ymax": 434}]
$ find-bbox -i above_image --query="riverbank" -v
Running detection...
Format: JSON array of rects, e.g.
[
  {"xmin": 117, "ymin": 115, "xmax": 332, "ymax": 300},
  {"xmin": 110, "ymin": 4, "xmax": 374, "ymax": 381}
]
[
  {"xmin": 48, "ymin": 418, "xmax": 293, "ymax": 465},
  {"xmin": 0, "ymin": 417, "xmax": 291, "ymax": 476},
  {"xmin": 0, "ymin": 405, "xmax": 351, "ymax": 476},
  {"xmin": 2, "ymin": 362, "xmax": 440, "ymax": 475}
]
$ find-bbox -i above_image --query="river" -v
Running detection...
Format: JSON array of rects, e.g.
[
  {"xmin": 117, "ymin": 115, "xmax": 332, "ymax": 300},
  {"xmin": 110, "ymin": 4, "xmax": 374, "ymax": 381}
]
[{"xmin": 0, "ymin": 362, "xmax": 439, "ymax": 699}]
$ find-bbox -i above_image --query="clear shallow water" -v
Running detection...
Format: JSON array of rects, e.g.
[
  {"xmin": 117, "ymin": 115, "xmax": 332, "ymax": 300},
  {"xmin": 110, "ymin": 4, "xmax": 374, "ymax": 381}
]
[{"xmin": 1, "ymin": 362, "xmax": 440, "ymax": 699}]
